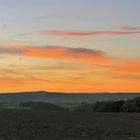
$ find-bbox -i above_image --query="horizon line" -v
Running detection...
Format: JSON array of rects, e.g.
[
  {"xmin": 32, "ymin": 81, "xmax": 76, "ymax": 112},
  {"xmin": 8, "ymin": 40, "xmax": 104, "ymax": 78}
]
[{"xmin": 0, "ymin": 90, "xmax": 140, "ymax": 94}]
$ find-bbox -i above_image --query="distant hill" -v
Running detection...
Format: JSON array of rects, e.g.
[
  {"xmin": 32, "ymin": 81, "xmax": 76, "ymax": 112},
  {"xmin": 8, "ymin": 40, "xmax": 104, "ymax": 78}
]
[
  {"xmin": 20, "ymin": 101, "xmax": 68, "ymax": 112},
  {"xmin": 0, "ymin": 91, "xmax": 140, "ymax": 107}
]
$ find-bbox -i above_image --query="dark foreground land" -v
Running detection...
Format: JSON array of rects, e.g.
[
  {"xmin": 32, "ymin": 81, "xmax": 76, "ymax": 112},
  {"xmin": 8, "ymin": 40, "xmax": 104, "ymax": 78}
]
[{"xmin": 0, "ymin": 111, "xmax": 139, "ymax": 140}]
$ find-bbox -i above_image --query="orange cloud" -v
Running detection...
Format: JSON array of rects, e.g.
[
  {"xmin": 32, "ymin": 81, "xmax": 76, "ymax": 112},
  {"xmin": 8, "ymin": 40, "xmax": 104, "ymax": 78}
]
[
  {"xmin": 115, "ymin": 74, "xmax": 140, "ymax": 81},
  {"xmin": 17, "ymin": 25, "xmax": 140, "ymax": 38},
  {"xmin": 108, "ymin": 59, "xmax": 140, "ymax": 74},
  {"xmin": 116, "ymin": 26, "xmax": 140, "ymax": 31},
  {"xmin": 24, "ymin": 46, "xmax": 111, "ymax": 64},
  {"xmin": 36, "ymin": 30, "xmax": 140, "ymax": 37},
  {"xmin": 0, "ymin": 44, "xmax": 111, "ymax": 65},
  {"xmin": 0, "ymin": 44, "xmax": 25, "ymax": 55}
]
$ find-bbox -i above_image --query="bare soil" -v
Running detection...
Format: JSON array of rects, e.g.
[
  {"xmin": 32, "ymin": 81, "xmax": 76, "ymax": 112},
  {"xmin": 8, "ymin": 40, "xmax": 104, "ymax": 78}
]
[{"xmin": 0, "ymin": 111, "xmax": 139, "ymax": 140}]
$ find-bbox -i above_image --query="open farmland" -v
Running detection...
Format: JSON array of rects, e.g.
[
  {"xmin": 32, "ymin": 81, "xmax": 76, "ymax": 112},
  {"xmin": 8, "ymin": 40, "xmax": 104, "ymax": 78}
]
[{"xmin": 0, "ymin": 111, "xmax": 139, "ymax": 140}]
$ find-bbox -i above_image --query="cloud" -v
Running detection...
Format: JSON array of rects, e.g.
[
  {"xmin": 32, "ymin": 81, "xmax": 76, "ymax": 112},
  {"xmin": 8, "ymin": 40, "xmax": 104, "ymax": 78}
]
[
  {"xmin": 115, "ymin": 74, "xmax": 140, "ymax": 81},
  {"xmin": 0, "ymin": 68, "xmax": 36, "ymax": 80},
  {"xmin": 0, "ymin": 44, "xmax": 111, "ymax": 64},
  {"xmin": 0, "ymin": 44, "xmax": 25, "ymax": 55},
  {"xmin": 32, "ymin": 65, "xmax": 83, "ymax": 71},
  {"xmin": 0, "ymin": 47, "xmax": 21, "ymax": 54},
  {"xmin": 40, "ymin": 30, "xmax": 140, "ymax": 37},
  {"xmin": 108, "ymin": 59, "xmax": 140, "ymax": 74},
  {"xmin": 17, "ymin": 25, "xmax": 140, "ymax": 38},
  {"xmin": 24, "ymin": 46, "xmax": 111, "ymax": 64},
  {"xmin": 116, "ymin": 26, "xmax": 140, "ymax": 31}
]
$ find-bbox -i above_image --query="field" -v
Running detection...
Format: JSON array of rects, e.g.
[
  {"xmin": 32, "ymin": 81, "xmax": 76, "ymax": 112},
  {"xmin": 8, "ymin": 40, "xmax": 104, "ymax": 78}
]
[{"xmin": 0, "ymin": 111, "xmax": 139, "ymax": 140}]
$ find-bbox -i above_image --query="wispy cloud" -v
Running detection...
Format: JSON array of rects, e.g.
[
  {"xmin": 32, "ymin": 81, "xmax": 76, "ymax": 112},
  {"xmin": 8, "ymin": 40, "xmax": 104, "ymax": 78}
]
[
  {"xmin": 107, "ymin": 60, "xmax": 140, "ymax": 74},
  {"xmin": 114, "ymin": 74, "xmax": 140, "ymax": 81},
  {"xmin": 24, "ymin": 46, "xmax": 111, "ymax": 64},
  {"xmin": 0, "ymin": 47, "xmax": 22, "ymax": 54},
  {"xmin": 0, "ymin": 68, "xmax": 36, "ymax": 80},
  {"xmin": 17, "ymin": 26, "xmax": 140, "ymax": 37},
  {"xmin": 0, "ymin": 44, "xmax": 111, "ymax": 64},
  {"xmin": 116, "ymin": 26, "xmax": 140, "ymax": 31},
  {"xmin": 0, "ymin": 44, "xmax": 25, "ymax": 55},
  {"xmin": 40, "ymin": 30, "xmax": 140, "ymax": 37}
]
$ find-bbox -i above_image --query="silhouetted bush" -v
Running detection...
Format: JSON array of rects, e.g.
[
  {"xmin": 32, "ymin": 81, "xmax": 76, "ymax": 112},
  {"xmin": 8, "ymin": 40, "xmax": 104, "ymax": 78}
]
[
  {"xmin": 74, "ymin": 97, "xmax": 140, "ymax": 113},
  {"xmin": 92, "ymin": 100, "xmax": 124, "ymax": 112},
  {"xmin": 120, "ymin": 97, "xmax": 140, "ymax": 112}
]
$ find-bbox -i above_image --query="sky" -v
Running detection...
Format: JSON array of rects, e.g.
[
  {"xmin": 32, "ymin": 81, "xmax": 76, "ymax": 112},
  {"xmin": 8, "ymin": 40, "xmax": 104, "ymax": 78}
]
[{"xmin": 0, "ymin": 0, "xmax": 140, "ymax": 93}]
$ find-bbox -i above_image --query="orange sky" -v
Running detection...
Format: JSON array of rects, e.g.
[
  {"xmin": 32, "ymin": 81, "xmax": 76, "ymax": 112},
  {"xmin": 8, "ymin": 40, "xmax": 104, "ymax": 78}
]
[{"xmin": 0, "ymin": 43, "xmax": 139, "ymax": 93}]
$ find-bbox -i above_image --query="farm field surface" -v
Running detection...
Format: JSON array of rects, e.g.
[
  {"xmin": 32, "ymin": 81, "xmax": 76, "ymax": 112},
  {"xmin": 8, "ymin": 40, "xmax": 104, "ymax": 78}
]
[{"xmin": 0, "ymin": 111, "xmax": 139, "ymax": 140}]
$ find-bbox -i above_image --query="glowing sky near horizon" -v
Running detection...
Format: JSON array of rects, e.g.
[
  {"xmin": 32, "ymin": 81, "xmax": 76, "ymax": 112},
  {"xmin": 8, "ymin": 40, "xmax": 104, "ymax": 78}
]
[{"xmin": 0, "ymin": 0, "xmax": 140, "ymax": 93}]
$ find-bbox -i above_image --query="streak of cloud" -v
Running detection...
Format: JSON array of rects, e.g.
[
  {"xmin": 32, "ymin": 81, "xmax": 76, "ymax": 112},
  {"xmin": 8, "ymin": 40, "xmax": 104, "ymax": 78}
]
[
  {"xmin": 24, "ymin": 46, "xmax": 111, "ymax": 64},
  {"xmin": 0, "ymin": 44, "xmax": 111, "ymax": 65},
  {"xmin": 17, "ymin": 26, "xmax": 140, "ymax": 38},
  {"xmin": 41, "ymin": 30, "xmax": 140, "ymax": 37},
  {"xmin": 116, "ymin": 26, "xmax": 140, "ymax": 31},
  {"xmin": 107, "ymin": 60, "xmax": 140, "ymax": 74}
]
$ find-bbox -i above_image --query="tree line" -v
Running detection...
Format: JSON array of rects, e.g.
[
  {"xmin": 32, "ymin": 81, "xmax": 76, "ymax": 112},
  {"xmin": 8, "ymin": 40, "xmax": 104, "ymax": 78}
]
[{"xmin": 74, "ymin": 97, "xmax": 140, "ymax": 112}]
